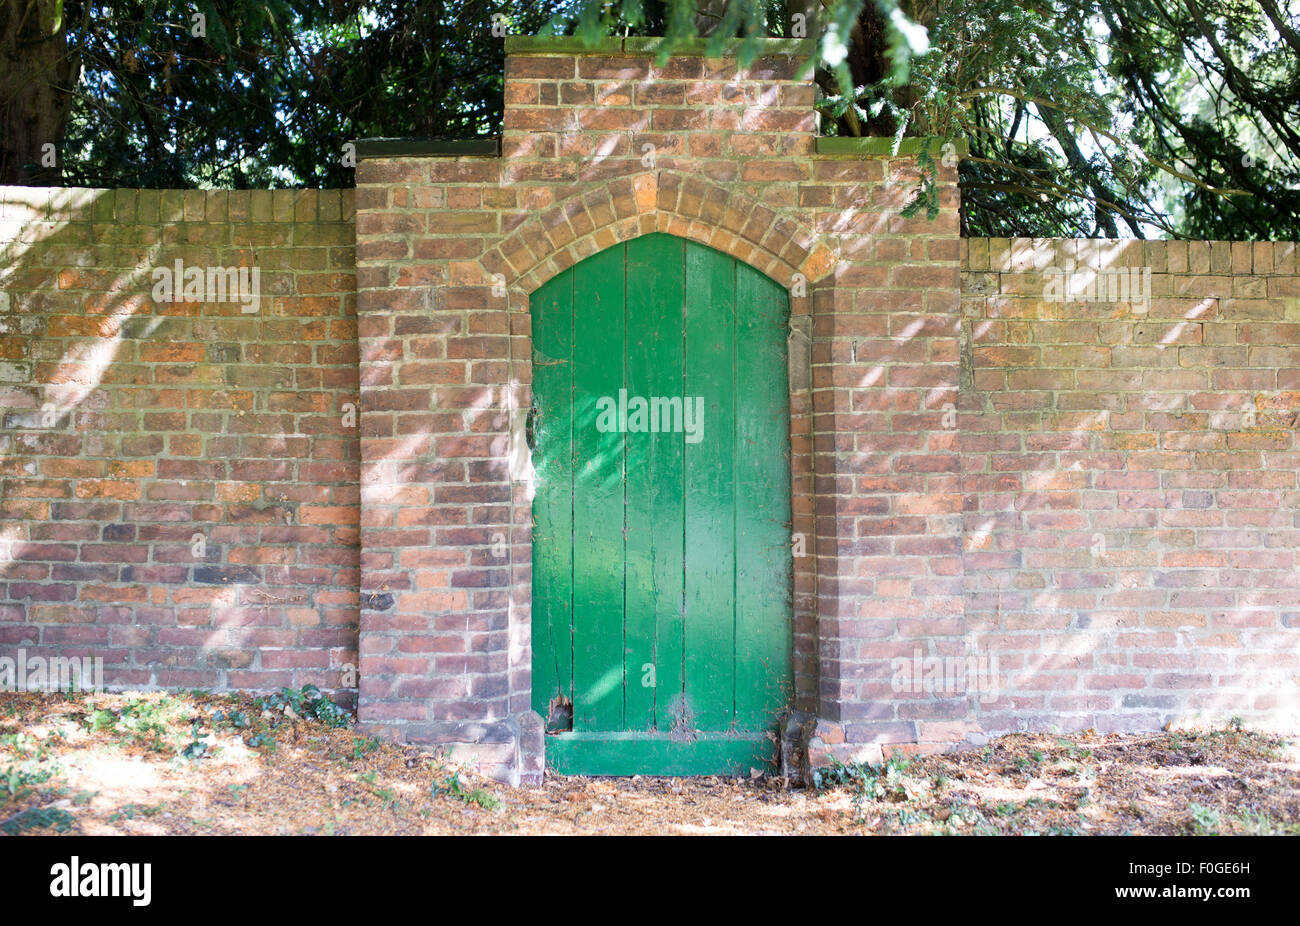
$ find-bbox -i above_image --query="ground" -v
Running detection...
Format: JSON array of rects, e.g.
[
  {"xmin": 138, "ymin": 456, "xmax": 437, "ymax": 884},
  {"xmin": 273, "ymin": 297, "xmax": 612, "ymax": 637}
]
[{"xmin": 1, "ymin": 689, "xmax": 1297, "ymax": 836}]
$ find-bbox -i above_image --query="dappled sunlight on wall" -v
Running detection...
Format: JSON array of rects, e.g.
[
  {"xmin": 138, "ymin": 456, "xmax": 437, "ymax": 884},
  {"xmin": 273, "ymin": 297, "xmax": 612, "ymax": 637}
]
[
  {"xmin": 0, "ymin": 187, "xmax": 361, "ymax": 699},
  {"xmin": 961, "ymin": 237, "xmax": 1300, "ymax": 736}
]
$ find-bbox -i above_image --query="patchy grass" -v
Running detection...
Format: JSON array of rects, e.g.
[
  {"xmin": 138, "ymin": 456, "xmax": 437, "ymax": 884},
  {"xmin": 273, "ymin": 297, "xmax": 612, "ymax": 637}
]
[
  {"xmin": 811, "ymin": 727, "xmax": 1300, "ymax": 835},
  {"xmin": 0, "ymin": 688, "xmax": 519, "ymax": 835},
  {"xmin": 1, "ymin": 690, "xmax": 1296, "ymax": 835}
]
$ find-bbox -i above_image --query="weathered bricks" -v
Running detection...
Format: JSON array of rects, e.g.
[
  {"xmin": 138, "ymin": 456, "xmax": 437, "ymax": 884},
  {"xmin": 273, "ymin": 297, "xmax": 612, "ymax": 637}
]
[
  {"xmin": 0, "ymin": 187, "xmax": 360, "ymax": 702},
  {"xmin": 961, "ymin": 237, "xmax": 1300, "ymax": 735},
  {"xmin": 351, "ymin": 40, "xmax": 964, "ymax": 777}
]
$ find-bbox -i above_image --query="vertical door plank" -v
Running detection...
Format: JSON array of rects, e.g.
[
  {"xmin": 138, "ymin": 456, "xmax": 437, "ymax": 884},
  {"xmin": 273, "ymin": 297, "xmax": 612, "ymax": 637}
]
[
  {"xmin": 529, "ymin": 270, "xmax": 574, "ymax": 718},
  {"xmin": 571, "ymin": 243, "xmax": 628, "ymax": 731},
  {"xmin": 682, "ymin": 240, "xmax": 737, "ymax": 731},
  {"xmin": 733, "ymin": 265, "xmax": 794, "ymax": 730},
  {"xmin": 625, "ymin": 234, "xmax": 686, "ymax": 731}
]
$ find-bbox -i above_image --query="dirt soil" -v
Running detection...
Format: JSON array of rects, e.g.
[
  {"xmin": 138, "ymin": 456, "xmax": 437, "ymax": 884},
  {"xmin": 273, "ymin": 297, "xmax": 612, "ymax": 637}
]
[{"xmin": 1, "ymin": 690, "xmax": 1296, "ymax": 836}]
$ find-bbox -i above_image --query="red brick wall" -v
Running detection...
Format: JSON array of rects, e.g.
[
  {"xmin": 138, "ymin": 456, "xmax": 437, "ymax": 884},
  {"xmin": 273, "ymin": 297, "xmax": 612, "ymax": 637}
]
[
  {"xmin": 961, "ymin": 238, "xmax": 1300, "ymax": 736},
  {"xmin": 2, "ymin": 46, "xmax": 1297, "ymax": 784},
  {"xmin": 811, "ymin": 164, "xmax": 963, "ymax": 749},
  {"xmin": 0, "ymin": 187, "xmax": 360, "ymax": 699}
]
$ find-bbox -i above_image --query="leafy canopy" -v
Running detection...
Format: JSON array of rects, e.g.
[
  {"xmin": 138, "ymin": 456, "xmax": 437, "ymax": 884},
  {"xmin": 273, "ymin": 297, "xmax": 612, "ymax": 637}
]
[{"xmin": 8, "ymin": 0, "xmax": 1297, "ymax": 238}]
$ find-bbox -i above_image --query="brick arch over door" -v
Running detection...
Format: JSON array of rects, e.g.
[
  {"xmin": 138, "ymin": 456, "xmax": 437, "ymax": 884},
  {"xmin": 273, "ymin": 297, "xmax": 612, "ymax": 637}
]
[
  {"xmin": 349, "ymin": 43, "xmax": 968, "ymax": 782},
  {"xmin": 477, "ymin": 170, "xmax": 840, "ymax": 302}
]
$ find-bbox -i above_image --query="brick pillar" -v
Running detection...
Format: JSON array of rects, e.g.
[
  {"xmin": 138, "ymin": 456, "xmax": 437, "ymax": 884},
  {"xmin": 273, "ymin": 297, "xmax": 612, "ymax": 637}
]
[
  {"xmin": 807, "ymin": 145, "xmax": 965, "ymax": 758},
  {"xmin": 352, "ymin": 151, "xmax": 519, "ymax": 778}
]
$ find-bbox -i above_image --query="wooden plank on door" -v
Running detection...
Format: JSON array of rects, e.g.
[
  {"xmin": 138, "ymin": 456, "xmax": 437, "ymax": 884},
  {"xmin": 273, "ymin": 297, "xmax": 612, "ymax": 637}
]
[
  {"xmin": 530, "ymin": 269, "xmax": 574, "ymax": 718},
  {"xmin": 733, "ymin": 265, "xmax": 793, "ymax": 729},
  {"xmin": 682, "ymin": 240, "xmax": 737, "ymax": 731},
  {"xmin": 570, "ymin": 243, "xmax": 627, "ymax": 731},
  {"xmin": 625, "ymin": 234, "xmax": 686, "ymax": 731}
]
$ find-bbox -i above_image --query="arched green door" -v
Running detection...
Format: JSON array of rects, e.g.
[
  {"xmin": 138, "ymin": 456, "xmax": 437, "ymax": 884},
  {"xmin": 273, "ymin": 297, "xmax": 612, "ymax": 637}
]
[{"xmin": 531, "ymin": 233, "xmax": 793, "ymax": 775}]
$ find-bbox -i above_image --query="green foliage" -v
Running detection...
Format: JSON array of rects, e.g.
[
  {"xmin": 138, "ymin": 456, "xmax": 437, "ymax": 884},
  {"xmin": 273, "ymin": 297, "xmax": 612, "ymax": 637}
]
[
  {"xmin": 256, "ymin": 685, "xmax": 351, "ymax": 728},
  {"xmin": 72, "ymin": 692, "xmax": 324, "ymax": 761},
  {"xmin": 907, "ymin": 0, "xmax": 1300, "ymax": 238},
  {"xmin": 899, "ymin": 136, "xmax": 943, "ymax": 220},
  {"xmin": 347, "ymin": 735, "xmax": 383, "ymax": 762},
  {"xmin": 85, "ymin": 709, "xmax": 117, "ymax": 733},
  {"xmin": 82, "ymin": 696, "xmax": 183, "ymax": 752},
  {"xmin": 1188, "ymin": 802, "xmax": 1221, "ymax": 835},
  {"xmin": 893, "ymin": 806, "xmax": 929, "ymax": 826},
  {"xmin": 553, "ymin": 0, "xmax": 780, "ymax": 65},
  {"xmin": 59, "ymin": 0, "xmax": 563, "ymax": 187},
  {"xmin": 181, "ymin": 723, "xmax": 210, "ymax": 761},
  {"xmin": 5, "ymin": 1, "xmax": 1295, "ymax": 239},
  {"xmin": 433, "ymin": 772, "xmax": 501, "ymax": 810},
  {"xmin": 108, "ymin": 802, "xmax": 164, "ymax": 822},
  {"xmin": 1045, "ymin": 823, "xmax": 1081, "ymax": 835},
  {"xmin": 812, "ymin": 752, "xmax": 919, "ymax": 821},
  {"xmin": 211, "ymin": 709, "xmax": 251, "ymax": 730},
  {"xmin": 0, "ymin": 732, "xmax": 52, "ymax": 760},
  {"xmin": 2, "ymin": 806, "xmax": 75, "ymax": 835},
  {"xmin": 1, "ymin": 763, "xmax": 56, "ymax": 805},
  {"xmin": 1230, "ymin": 809, "xmax": 1300, "ymax": 836}
]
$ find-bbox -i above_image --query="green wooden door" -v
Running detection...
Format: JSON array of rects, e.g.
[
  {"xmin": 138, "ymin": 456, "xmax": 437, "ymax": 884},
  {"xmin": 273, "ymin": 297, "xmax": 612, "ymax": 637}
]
[{"xmin": 531, "ymin": 233, "xmax": 793, "ymax": 775}]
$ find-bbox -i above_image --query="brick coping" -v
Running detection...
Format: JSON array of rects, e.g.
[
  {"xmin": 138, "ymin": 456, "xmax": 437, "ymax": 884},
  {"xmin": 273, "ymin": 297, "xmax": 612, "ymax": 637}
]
[
  {"xmin": 503, "ymin": 35, "xmax": 818, "ymax": 57},
  {"xmin": 353, "ymin": 138, "xmax": 500, "ymax": 159},
  {"xmin": 349, "ymin": 136, "xmax": 973, "ymax": 162}
]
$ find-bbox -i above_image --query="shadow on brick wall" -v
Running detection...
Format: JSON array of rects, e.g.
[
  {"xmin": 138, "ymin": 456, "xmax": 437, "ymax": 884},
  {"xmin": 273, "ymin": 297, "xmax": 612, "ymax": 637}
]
[{"xmin": 0, "ymin": 186, "xmax": 362, "ymax": 703}]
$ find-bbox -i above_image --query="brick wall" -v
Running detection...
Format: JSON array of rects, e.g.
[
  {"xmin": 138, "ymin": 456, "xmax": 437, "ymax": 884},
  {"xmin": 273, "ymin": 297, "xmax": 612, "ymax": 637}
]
[
  {"xmin": 960, "ymin": 238, "xmax": 1300, "ymax": 736},
  {"xmin": 1, "ymin": 45, "xmax": 1296, "ymax": 784},
  {"xmin": 0, "ymin": 187, "xmax": 360, "ymax": 699}
]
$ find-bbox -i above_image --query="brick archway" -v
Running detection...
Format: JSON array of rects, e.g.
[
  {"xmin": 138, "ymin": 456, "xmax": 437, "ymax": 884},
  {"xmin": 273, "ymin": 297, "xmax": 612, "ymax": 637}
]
[
  {"xmin": 479, "ymin": 170, "xmax": 839, "ymax": 300},
  {"xmin": 477, "ymin": 175, "xmax": 841, "ymax": 778}
]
